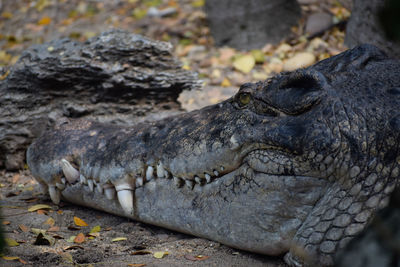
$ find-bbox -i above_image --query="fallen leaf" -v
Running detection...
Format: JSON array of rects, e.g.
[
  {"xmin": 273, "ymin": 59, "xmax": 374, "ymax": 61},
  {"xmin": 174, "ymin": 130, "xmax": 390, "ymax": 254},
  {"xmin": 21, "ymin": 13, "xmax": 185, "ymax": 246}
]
[
  {"xmin": 220, "ymin": 78, "xmax": 231, "ymax": 87},
  {"xmin": 19, "ymin": 258, "xmax": 27, "ymax": 264},
  {"xmin": 191, "ymin": 0, "xmax": 204, "ymax": 7},
  {"xmin": 68, "ymin": 225, "xmax": 81, "ymax": 231},
  {"xmin": 1, "ymin": 12, "xmax": 13, "ymax": 19},
  {"xmin": 73, "ymin": 216, "xmax": 88, "ymax": 227},
  {"xmin": 112, "ymin": 237, "xmax": 127, "ymax": 242},
  {"xmin": 66, "ymin": 235, "xmax": 76, "ymax": 243},
  {"xmin": 19, "ymin": 224, "xmax": 29, "ymax": 232},
  {"xmin": 0, "ymin": 70, "xmax": 10, "ymax": 80},
  {"xmin": 131, "ymin": 250, "xmax": 152, "ymax": 255},
  {"xmin": 38, "ymin": 16, "xmax": 52, "ymax": 25},
  {"xmin": 2, "ymin": 220, "xmax": 10, "ymax": 225},
  {"xmin": 74, "ymin": 233, "xmax": 85, "ymax": 244},
  {"xmin": 127, "ymin": 264, "xmax": 146, "ymax": 267},
  {"xmin": 48, "ymin": 226, "xmax": 60, "ymax": 232},
  {"xmin": 59, "ymin": 252, "xmax": 74, "ymax": 263},
  {"xmin": 28, "ymin": 204, "xmax": 52, "ymax": 212},
  {"xmin": 89, "ymin": 225, "xmax": 101, "ymax": 233},
  {"xmin": 5, "ymin": 238, "xmax": 20, "ymax": 247},
  {"xmin": 37, "ymin": 209, "xmax": 48, "ymax": 215},
  {"xmin": 153, "ymin": 251, "xmax": 169, "ymax": 259},
  {"xmin": 45, "ymin": 217, "xmax": 55, "ymax": 226},
  {"xmin": 64, "ymin": 245, "xmax": 84, "ymax": 250},
  {"xmin": 57, "ymin": 210, "xmax": 63, "ymax": 214},
  {"xmin": 2, "ymin": 256, "xmax": 20, "ymax": 261},
  {"xmin": 34, "ymin": 233, "xmax": 55, "ymax": 246},
  {"xmin": 233, "ymin": 55, "xmax": 255, "ymax": 73},
  {"xmin": 251, "ymin": 49, "xmax": 265, "ymax": 64},
  {"xmin": 184, "ymin": 254, "xmax": 210, "ymax": 261},
  {"xmin": 31, "ymin": 228, "xmax": 47, "ymax": 235}
]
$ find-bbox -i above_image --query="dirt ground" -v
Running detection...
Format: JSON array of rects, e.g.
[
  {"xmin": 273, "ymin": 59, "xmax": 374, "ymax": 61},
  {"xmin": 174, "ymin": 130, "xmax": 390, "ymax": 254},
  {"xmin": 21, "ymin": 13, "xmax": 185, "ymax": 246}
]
[{"xmin": 0, "ymin": 170, "xmax": 285, "ymax": 267}]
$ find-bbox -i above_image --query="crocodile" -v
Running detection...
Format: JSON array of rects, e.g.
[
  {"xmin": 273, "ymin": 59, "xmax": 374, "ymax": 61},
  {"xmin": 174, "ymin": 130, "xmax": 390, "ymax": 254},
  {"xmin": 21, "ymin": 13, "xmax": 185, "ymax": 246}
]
[{"xmin": 26, "ymin": 44, "xmax": 400, "ymax": 266}]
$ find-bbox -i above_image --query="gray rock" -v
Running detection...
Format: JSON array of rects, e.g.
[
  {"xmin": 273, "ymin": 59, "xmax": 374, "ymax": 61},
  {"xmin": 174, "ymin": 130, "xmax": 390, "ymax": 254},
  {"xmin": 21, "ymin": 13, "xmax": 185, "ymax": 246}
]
[
  {"xmin": 205, "ymin": 0, "xmax": 301, "ymax": 50},
  {"xmin": 0, "ymin": 30, "xmax": 200, "ymax": 170},
  {"xmin": 305, "ymin": 12, "xmax": 333, "ymax": 36}
]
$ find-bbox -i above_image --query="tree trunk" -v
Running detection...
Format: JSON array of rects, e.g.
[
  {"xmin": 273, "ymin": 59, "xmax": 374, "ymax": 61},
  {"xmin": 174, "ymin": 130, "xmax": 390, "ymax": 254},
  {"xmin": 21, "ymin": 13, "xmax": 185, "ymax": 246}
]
[
  {"xmin": 345, "ymin": 0, "xmax": 400, "ymax": 58},
  {"xmin": 0, "ymin": 30, "xmax": 200, "ymax": 170}
]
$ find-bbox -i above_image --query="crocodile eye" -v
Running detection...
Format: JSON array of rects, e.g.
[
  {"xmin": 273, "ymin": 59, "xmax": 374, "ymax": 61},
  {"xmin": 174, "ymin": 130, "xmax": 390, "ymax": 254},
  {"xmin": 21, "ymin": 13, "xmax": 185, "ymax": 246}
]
[{"xmin": 238, "ymin": 93, "xmax": 251, "ymax": 106}]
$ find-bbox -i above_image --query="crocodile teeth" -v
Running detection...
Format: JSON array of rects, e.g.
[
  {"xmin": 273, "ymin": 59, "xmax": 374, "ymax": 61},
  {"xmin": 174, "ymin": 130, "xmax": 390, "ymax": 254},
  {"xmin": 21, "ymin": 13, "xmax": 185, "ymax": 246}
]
[
  {"xmin": 61, "ymin": 178, "xmax": 66, "ymax": 184},
  {"xmin": 80, "ymin": 174, "xmax": 87, "ymax": 184},
  {"xmin": 194, "ymin": 176, "xmax": 203, "ymax": 184},
  {"xmin": 185, "ymin": 180, "xmax": 194, "ymax": 190},
  {"xmin": 173, "ymin": 176, "xmax": 184, "ymax": 188},
  {"xmin": 61, "ymin": 159, "xmax": 80, "ymax": 184},
  {"xmin": 117, "ymin": 190, "xmax": 134, "ymax": 215},
  {"xmin": 157, "ymin": 162, "xmax": 165, "ymax": 178},
  {"xmin": 105, "ymin": 187, "xmax": 116, "ymax": 200},
  {"xmin": 97, "ymin": 184, "xmax": 103, "ymax": 194},
  {"xmin": 146, "ymin": 166, "xmax": 154, "ymax": 181},
  {"xmin": 136, "ymin": 177, "xmax": 144, "ymax": 187},
  {"xmin": 49, "ymin": 185, "xmax": 61, "ymax": 205},
  {"xmin": 56, "ymin": 182, "xmax": 65, "ymax": 190},
  {"xmin": 213, "ymin": 170, "xmax": 219, "ymax": 176},
  {"xmin": 220, "ymin": 166, "xmax": 225, "ymax": 171},
  {"xmin": 88, "ymin": 179, "xmax": 94, "ymax": 192},
  {"xmin": 205, "ymin": 173, "xmax": 211, "ymax": 183}
]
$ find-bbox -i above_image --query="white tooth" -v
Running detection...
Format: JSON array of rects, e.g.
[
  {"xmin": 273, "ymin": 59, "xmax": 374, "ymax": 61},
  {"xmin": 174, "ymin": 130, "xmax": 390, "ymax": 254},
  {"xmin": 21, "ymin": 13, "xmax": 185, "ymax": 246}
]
[
  {"xmin": 97, "ymin": 184, "xmax": 103, "ymax": 194},
  {"xmin": 80, "ymin": 174, "xmax": 87, "ymax": 184},
  {"xmin": 136, "ymin": 177, "xmax": 144, "ymax": 187},
  {"xmin": 220, "ymin": 166, "xmax": 225, "ymax": 171},
  {"xmin": 194, "ymin": 176, "xmax": 202, "ymax": 184},
  {"xmin": 115, "ymin": 183, "xmax": 134, "ymax": 191},
  {"xmin": 56, "ymin": 182, "xmax": 65, "ymax": 190},
  {"xmin": 173, "ymin": 176, "xmax": 183, "ymax": 188},
  {"xmin": 117, "ymin": 190, "xmax": 134, "ymax": 215},
  {"xmin": 213, "ymin": 170, "xmax": 219, "ymax": 176},
  {"xmin": 88, "ymin": 179, "xmax": 94, "ymax": 192},
  {"xmin": 105, "ymin": 187, "xmax": 116, "ymax": 200},
  {"xmin": 146, "ymin": 166, "xmax": 154, "ymax": 181},
  {"xmin": 61, "ymin": 178, "xmax": 66, "ymax": 184},
  {"xmin": 164, "ymin": 170, "xmax": 170, "ymax": 179},
  {"xmin": 185, "ymin": 179, "xmax": 194, "ymax": 190},
  {"xmin": 205, "ymin": 173, "xmax": 211, "ymax": 183},
  {"xmin": 49, "ymin": 185, "xmax": 61, "ymax": 205},
  {"xmin": 157, "ymin": 162, "xmax": 165, "ymax": 178},
  {"xmin": 61, "ymin": 159, "xmax": 80, "ymax": 184}
]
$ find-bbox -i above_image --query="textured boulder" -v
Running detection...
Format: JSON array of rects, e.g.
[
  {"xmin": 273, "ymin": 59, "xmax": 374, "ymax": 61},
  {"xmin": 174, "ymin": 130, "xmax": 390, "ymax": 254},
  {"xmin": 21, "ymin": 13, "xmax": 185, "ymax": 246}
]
[
  {"xmin": 205, "ymin": 0, "xmax": 301, "ymax": 50},
  {"xmin": 0, "ymin": 30, "xmax": 200, "ymax": 170}
]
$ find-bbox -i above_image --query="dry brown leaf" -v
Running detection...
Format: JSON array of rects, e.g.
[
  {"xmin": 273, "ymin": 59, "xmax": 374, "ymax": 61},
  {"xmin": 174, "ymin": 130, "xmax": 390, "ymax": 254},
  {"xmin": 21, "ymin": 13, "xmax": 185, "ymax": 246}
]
[
  {"xmin": 73, "ymin": 216, "xmax": 88, "ymax": 227},
  {"xmin": 48, "ymin": 226, "xmax": 60, "ymax": 232},
  {"xmin": 127, "ymin": 264, "xmax": 147, "ymax": 267},
  {"xmin": 2, "ymin": 220, "xmax": 10, "ymax": 225},
  {"xmin": 19, "ymin": 224, "xmax": 29, "ymax": 232},
  {"xmin": 38, "ymin": 16, "xmax": 52, "ymax": 25},
  {"xmin": 74, "ymin": 233, "xmax": 85, "ymax": 244},
  {"xmin": 45, "ymin": 217, "xmax": 55, "ymax": 226},
  {"xmin": 131, "ymin": 250, "xmax": 152, "ymax": 255}
]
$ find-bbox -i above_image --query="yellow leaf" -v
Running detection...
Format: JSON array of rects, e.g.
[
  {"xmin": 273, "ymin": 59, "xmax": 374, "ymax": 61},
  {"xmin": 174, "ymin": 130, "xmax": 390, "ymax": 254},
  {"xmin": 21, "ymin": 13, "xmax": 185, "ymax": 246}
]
[
  {"xmin": 132, "ymin": 9, "xmax": 147, "ymax": 19},
  {"xmin": 191, "ymin": 0, "xmax": 205, "ymax": 7},
  {"xmin": 73, "ymin": 216, "xmax": 88, "ymax": 227},
  {"xmin": 1, "ymin": 12, "xmax": 13, "ymax": 19},
  {"xmin": 67, "ymin": 235, "xmax": 76, "ymax": 243},
  {"xmin": 38, "ymin": 16, "xmax": 52, "ymax": 25},
  {"xmin": 2, "ymin": 256, "xmax": 20, "ymax": 260},
  {"xmin": 28, "ymin": 204, "xmax": 52, "ymax": 212},
  {"xmin": 220, "ymin": 78, "xmax": 231, "ymax": 87},
  {"xmin": 111, "ymin": 237, "xmax": 127, "ymax": 242},
  {"xmin": 89, "ymin": 225, "xmax": 101, "ymax": 233},
  {"xmin": 0, "ymin": 70, "xmax": 10, "ymax": 80},
  {"xmin": 233, "ymin": 55, "xmax": 255, "ymax": 74},
  {"xmin": 5, "ymin": 238, "xmax": 20, "ymax": 247},
  {"xmin": 251, "ymin": 49, "xmax": 265, "ymax": 64},
  {"xmin": 153, "ymin": 251, "xmax": 169, "ymax": 259},
  {"xmin": 31, "ymin": 228, "xmax": 47, "ymax": 235},
  {"xmin": 45, "ymin": 217, "xmax": 55, "ymax": 226},
  {"xmin": 74, "ymin": 233, "xmax": 85, "ymax": 244}
]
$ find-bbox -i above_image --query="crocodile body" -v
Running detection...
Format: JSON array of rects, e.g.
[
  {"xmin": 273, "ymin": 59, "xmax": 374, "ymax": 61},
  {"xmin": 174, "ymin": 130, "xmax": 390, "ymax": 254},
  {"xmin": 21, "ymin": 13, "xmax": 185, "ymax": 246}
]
[{"xmin": 27, "ymin": 45, "xmax": 400, "ymax": 266}]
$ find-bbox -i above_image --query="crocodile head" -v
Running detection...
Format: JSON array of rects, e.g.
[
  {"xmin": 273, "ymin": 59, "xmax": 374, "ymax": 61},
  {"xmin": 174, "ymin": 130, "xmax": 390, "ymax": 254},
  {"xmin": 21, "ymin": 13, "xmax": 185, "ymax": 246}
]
[{"xmin": 27, "ymin": 44, "xmax": 400, "ymax": 266}]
